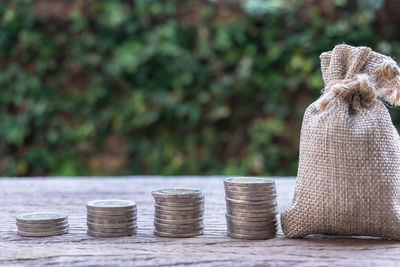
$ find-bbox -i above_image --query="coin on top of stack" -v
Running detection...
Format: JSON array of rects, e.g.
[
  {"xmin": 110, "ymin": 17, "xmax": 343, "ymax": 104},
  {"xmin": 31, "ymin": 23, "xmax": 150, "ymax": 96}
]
[
  {"xmin": 224, "ymin": 177, "xmax": 278, "ymax": 240},
  {"xmin": 86, "ymin": 199, "xmax": 137, "ymax": 237},
  {"xmin": 152, "ymin": 188, "xmax": 204, "ymax": 238},
  {"xmin": 16, "ymin": 212, "xmax": 69, "ymax": 237}
]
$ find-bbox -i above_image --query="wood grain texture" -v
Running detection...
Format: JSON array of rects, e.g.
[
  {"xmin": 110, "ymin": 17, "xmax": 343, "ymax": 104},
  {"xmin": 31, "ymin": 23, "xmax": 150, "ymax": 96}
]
[{"xmin": 0, "ymin": 177, "xmax": 399, "ymax": 267}]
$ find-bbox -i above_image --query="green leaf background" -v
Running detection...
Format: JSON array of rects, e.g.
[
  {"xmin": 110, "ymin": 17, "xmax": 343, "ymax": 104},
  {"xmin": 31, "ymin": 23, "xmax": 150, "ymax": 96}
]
[{"xmin": 0, "ymin": 0, "xmax": 399, "ymax": 176}]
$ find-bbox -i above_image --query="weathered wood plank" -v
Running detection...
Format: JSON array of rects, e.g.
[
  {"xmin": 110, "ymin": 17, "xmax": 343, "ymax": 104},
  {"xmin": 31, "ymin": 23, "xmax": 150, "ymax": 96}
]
[{"xmin": 0, "ymin": 177, "xmax": 398, "ymax": 266}]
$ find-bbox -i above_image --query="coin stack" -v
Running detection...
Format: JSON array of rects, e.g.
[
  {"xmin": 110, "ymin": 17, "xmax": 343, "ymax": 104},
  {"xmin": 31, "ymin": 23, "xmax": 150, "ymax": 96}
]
[
  {"xmin": 16, "ymin": 212, "xmax": 69, "ymax": 237},
  {"xmin": 224, "ymin": 177, "xmax": 278, "ymax": 239},
  {"xmin": 86, "ymin": 199, "xmax": 137, "ymax": 237},
  {"xmin": 152, "ymin": 188, "xmax": 204, "ymax": 238}
]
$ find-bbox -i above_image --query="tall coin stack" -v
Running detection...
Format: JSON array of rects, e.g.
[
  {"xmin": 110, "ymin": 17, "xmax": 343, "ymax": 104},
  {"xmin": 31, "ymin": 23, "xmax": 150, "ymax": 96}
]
[
  {"xmin": 86, "ymin": 199, "xmax": 137, "ymax": 237},
  {"xmin": 16, "ymin": 212, "xmax": 69, "ymax": 237},
  {"xmin": 152, "ymin": 189, "xmax": 204, "ymax": 238},
  {"xmin": 224, "ymin": 177, "xmax": 278, "ymax": 240}
]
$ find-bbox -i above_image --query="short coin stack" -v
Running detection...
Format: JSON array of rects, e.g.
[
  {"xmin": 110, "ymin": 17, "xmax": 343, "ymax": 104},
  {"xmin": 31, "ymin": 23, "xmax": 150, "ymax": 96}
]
[
  {"xmin": 224, "ymin": 177, "xmax": 278, "ymax": 239},
  {"xmin": 152, "ymin": 188, "xmax": 204, "ymax": 238},
  {"xmin": 16, "ymin": 212, "xmax": 69, "ymax": 237},
  {"xmin": 86, "ymin": 199, "xmax": 137, "ymax": 237}
]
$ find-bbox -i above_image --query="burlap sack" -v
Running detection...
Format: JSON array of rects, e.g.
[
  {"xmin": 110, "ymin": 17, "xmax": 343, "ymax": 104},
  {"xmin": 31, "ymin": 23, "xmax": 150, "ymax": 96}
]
[{"xmin": 281, "ymin": 44, "xmax": 400, "ymax": 239}]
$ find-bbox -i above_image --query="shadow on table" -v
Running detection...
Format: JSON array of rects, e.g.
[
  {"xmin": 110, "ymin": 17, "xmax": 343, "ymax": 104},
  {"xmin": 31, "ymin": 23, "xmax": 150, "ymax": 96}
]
[{"xmin": 298, "ymin": 234, "xmax": 399, "ymax": 245}]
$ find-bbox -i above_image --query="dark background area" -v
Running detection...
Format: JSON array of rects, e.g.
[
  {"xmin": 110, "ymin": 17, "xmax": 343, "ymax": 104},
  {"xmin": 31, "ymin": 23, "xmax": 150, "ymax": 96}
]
[{"xmin": 1, "ymin": 0, "xmax": 399, "ymax": 176}]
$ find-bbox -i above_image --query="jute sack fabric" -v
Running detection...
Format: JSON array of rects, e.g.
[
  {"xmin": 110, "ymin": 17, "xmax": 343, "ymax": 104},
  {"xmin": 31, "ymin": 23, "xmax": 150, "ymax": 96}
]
[{"xmin": 281, "ymin": 44, "xmax": 400, "ymax": 239}]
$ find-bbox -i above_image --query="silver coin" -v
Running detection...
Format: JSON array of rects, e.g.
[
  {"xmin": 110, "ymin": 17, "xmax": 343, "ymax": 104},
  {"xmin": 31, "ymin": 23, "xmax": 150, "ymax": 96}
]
[
  {"xmin": 154, "ymin": 226, "xmax": 202, "ymax": 234},
  {"xmin": 154, "ymin": 226, "xmax": 203, "ymax": 234},
  {"xmin": 225, "ymin": 190, "xmax": 276, "ymax": 197},
  {"xmin": 87, "ymin": 213, "xmax": 136, "ymax": 221},
  {"xmin": 227, "ymin": 221, "xmax": 277, "ymax": 231},
  {"xmin": 87, "ymin": 229, "xmax": 136, "ymax": 237},
  {"xmin": 227, "ymin": 210, "xmax": 278, "ymax": 218},
  {"xmin": 154, "ymin": 217, "xmax": 204, "ymax": 225},
  {"xmin": 154, "ymin": 225, "xmax": 203, "ymax": 233},
  {"xmin": 17, "ymin": 223, "xmax": 69, "ymax": 233},
  {"xmin": 86, "ymin": 199, "xmax": 136, "ymax": 211},
  {"xmin": 226, "ymin": 206, "xmax": 277, "ymax": 214},
  {"xmin": 225, "ymin": 213, "xmax": 277, "ymax": 222},
  {"xmin": 154, "ymin": 213, "xmax": 203, "ymax": 221},
  {"xmin": 87, "ymin": 209, "xmax": 136, "ymax": 216},
  {"xmin": 154, "ymin": 208, "xmax": 204, "ymax": 216},
  {"xmin": 226, "ymin": 216, "xmax": 277, "ymax": 227},
  {"xmin": 153, "ymin": 196, "xmax": 204, "ymax": 203},
  {"xmin": 154, "ymin": 199, "xmax": 204, "ymax": 207},
  {"xmin": 225, "ymin": 189, "xmax": 276, "ymax": 197},
  {"xmin": 225, "ymin": 197, "xmax": 277, "ymax": 206},
  {"xmin": 154, "ymin": 205, "xmax": 204, "ymax": 215},
  {"xmin": 154, "ymin": 227, "xmax": 203, "ymax": 235},
  {"xmin": 225, "ymin": 186, "xmax": 276, "ymax": 193},
  {"xmin": 154, "ymin": 221, "xmax": 203, "ymax": 229},
  {"xmin": 154, "ymin": 218, "xmax": 203, "ymax": 225},
  {"xmin": 227, "ymin": 228, "xmax": 277, "ymax": 237},
  {"xmin": 227, "ymin": 224, "xmax": 277, "ymax": 233},
  {"xmin": 227, "ymin": 231, "xmax": 276, "ymax": 240},
  {"xmin": 88, "ymin": 225, "xmax": 137, "ymax": 233},
  {"xmin": 224, "ymin": 177, "xmax": 275, "ymax": 187},
  {"xmin": 227, "ymin": 225, "xmax": 277, "ymax": 235},
  {"xmin": 154, "ymin": 211, "xmax": 204, "ymax": 218},
  {"xmin": 16, "ymin": 212, "xmax": 68, "ymax": 224},
  {"xmin": 224, "ymin": 184, "xmax": 276, "ymax": 192},
  {"xmin": 226, "ymin": 201, "xmax": 277, "ymax": 211},
  {"xmin": 88, "ymin": 204, "xmax": 136, "ymax": 210},
  {"xmin": 87, "ymin": 221, "xmax": 137, "ymax": 229},
  {"xmin": 87, "ymin": 204, "xmax": 136, "ymax": 210},
  {"xmin": 87, "ymin": 217, "xmax": 136, "ymax": 225},
  {"xmin": 16, "ymin": 220, "xmax": 68, "ymax": 228},
  {"xmin": 151, "ymin": 188, "xmax": 203, "ymax": 199},
  {"xmin": 226, "ymin": 201, "xmax": 277, "ymax": 212},
  {"xmin": 154, "ymin": 222, "xmax": 203, "ymax": 230},
  {"xmin": 225, "ymin": 192, "xmax": 277, "ymax": 201},
  {"xmin": 154, "ymin": 229, "xmax": 203, "ymax": 238},
  {"xmin": 17, "ymin": 228, "xmax": 69, "ymax": 237},
  {"xmin": 155, "ymin": 204, "xmax": 204, "ymax": 211}
]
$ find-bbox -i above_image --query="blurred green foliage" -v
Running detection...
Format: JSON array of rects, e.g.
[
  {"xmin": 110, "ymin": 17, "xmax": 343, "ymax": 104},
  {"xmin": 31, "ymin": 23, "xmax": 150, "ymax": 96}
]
[{"xmin": 1, "ymin": 0, "xmax": 400, "ymax": 176}]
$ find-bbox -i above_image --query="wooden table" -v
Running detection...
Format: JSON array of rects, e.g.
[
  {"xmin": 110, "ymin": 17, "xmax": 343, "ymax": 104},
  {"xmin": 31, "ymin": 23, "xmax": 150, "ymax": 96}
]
[{"xmin": 0, "ymin": 177, "xmax": 399, "ymax": 266}]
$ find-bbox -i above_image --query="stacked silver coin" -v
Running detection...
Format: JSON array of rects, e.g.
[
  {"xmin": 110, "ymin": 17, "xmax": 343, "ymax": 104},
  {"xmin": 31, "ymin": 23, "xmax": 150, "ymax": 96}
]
[
  {"xmin": 86, "ymin": 199, "xmax": 137, "ymax": 237},
  {"xmin": 16, "ymin": 212, "xmax": 69, "ymax": 237},
  {"xmin": 224, "ymin": 177, "xmax": 278, "ymax": 239},
  {"xmin": 152, "ymin": 189, "xmax": 204, "ymax": 237}
]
